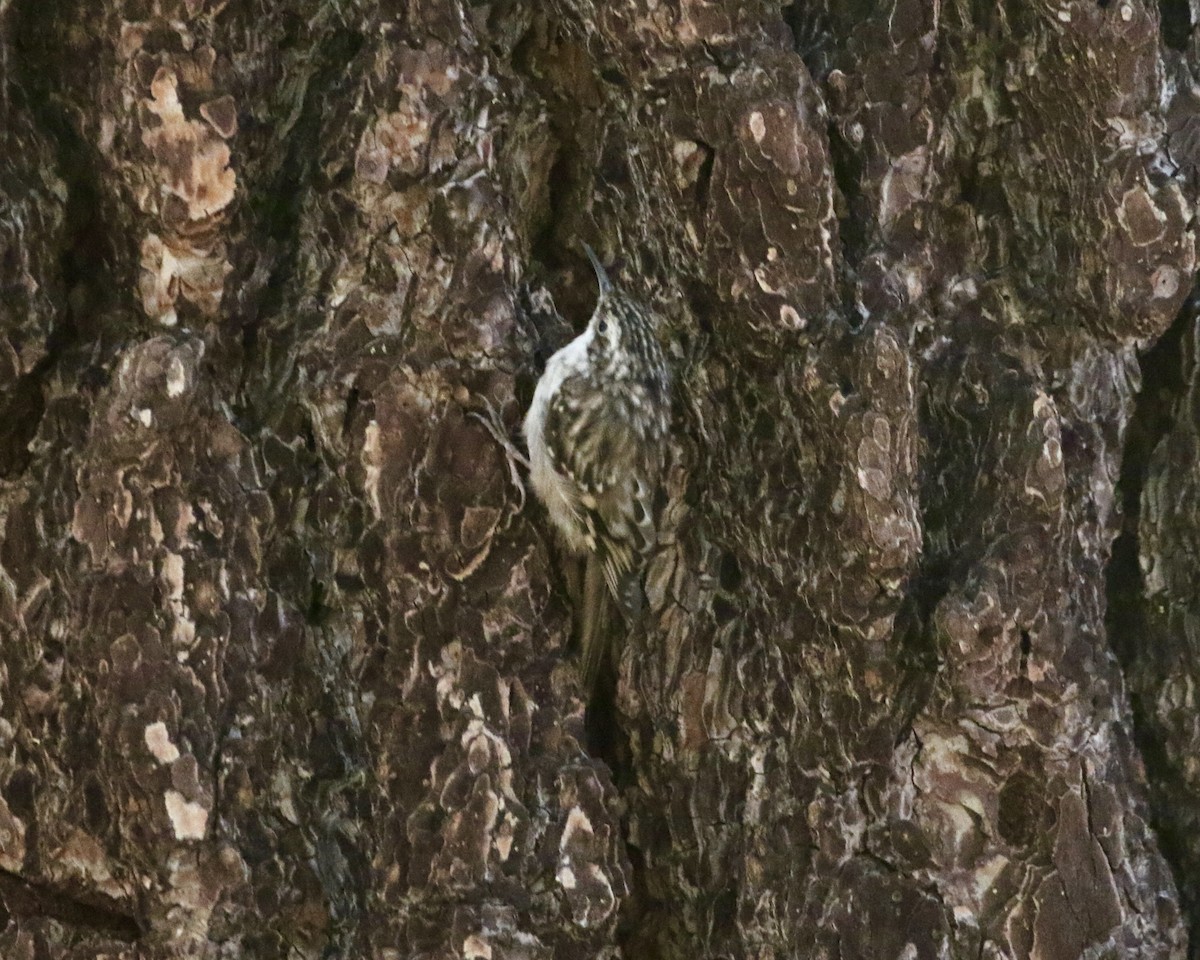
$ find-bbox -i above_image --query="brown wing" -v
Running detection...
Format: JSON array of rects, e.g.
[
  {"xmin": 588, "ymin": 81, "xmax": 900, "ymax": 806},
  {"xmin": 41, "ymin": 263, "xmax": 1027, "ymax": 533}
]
[
  {"xmin": 544, "ymin": 373, "xmax": 667, "ymax": 688},
  {"xmin": 543, "ymin": 374, "xmax": 625, "ymax": 497},
  {"xmin": 544, "ymin": 376, "xmax": 663, "ymax": 603}
]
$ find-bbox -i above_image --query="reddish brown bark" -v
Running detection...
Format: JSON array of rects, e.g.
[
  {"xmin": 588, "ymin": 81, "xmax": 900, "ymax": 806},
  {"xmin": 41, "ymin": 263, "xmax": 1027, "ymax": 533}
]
[{"xmin": 0, "ymin": 1, "xmax": 1197, "ymax": 957}]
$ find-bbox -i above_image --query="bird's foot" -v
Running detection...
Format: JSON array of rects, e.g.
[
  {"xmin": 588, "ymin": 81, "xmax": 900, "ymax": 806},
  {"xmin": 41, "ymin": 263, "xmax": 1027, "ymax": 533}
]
[{"xmin": 470, "ymin": 396, "xmax": 529, "ymax": 511}]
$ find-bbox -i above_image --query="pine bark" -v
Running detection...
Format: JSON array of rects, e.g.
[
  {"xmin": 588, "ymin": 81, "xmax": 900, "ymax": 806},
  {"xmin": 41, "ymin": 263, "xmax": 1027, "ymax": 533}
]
[{"xmin": 0, "ymin": 0, "xmax": 1198, "ymax": 957}]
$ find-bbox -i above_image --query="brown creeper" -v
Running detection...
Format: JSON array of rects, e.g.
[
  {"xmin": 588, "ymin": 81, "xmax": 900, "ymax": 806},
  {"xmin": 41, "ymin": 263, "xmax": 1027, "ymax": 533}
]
[{"xmin": 524, "ymin": 245, "xmax": 671, "ymax": 691}]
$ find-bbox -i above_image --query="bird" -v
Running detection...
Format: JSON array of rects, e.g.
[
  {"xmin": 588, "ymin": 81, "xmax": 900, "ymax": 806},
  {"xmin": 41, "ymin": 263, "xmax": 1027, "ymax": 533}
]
[{"xmin": 523, "ymin": 244, "xmax": 671, "ymax": 693}]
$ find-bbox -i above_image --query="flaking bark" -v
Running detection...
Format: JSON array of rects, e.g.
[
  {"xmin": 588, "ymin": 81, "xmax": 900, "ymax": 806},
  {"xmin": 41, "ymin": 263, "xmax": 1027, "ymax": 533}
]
[{"xmin": 0, "ymin": 0, "xmax": 1197, "ymax": 957}]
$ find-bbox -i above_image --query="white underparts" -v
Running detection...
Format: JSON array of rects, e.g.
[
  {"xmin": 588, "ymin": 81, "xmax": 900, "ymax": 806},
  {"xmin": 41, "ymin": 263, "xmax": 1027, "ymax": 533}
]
[{"xmin": 524, "ymin": 326, "xmax": 595, "ymax": 555}]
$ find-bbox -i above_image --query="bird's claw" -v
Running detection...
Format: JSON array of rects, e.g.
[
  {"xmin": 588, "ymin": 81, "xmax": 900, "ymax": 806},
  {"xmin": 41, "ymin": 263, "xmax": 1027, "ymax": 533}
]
[{"xmin": 470, "ymin": 397, "xmax": 529, "ymax": 511}]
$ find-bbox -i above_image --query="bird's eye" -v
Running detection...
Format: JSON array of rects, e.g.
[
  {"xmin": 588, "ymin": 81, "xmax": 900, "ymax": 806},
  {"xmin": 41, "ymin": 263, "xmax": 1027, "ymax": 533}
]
[{"xmin": 598, "ymin": 321, "xmax": 608, "ymax": 334}]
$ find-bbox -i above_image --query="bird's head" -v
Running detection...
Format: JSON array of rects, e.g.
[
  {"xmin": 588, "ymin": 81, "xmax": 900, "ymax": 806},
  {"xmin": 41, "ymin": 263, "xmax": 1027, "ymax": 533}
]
[{"xmin": 581, "ymin": 243, "xmax": 666, "ymax": 385}]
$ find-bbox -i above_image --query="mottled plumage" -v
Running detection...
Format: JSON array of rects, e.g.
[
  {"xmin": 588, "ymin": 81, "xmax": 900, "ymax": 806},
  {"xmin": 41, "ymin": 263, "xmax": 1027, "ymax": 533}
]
[{"xmin": 524, "ymin": 246, "xmax": 670, "ymax": 690}]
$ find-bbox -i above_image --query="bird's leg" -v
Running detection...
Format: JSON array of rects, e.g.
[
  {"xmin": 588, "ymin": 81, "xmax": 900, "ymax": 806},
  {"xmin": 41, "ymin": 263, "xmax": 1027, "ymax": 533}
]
[{"xmin": 469, "ymin": 396, "xmax": 529, "ymax": 511}]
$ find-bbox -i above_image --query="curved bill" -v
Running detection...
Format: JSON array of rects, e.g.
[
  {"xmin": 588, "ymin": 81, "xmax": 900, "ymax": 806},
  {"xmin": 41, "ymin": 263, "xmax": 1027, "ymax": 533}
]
[{"xmin": 581, "ymin": 242, "xmax": 614, "ymax": 297}]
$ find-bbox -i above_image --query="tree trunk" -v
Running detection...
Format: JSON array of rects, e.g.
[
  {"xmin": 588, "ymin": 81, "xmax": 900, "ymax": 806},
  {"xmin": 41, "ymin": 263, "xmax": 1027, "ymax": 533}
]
[{"xmin": 0, "ymin": 0, "xmax": 1197, "ymax": 956}]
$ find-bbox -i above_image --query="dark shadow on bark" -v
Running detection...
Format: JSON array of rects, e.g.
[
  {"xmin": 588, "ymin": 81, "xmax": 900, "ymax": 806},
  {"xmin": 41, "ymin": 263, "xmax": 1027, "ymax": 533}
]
[
  {"xmin": 1106, "ymin": 287, "xmax": 1196, "ymax": 946},
  {"xmin": 3, "ymin": 0, "xmax": 122, "ymax": 477},
  {"xmin": 0, "ymin": 868, "xmax": 143, "ymax": 942},
  {"xmin": 229, "ymin": 24, "xmax": 366, "ymax": 429},
  {"xmin": 1161, "ymin": 0, "xmax": 1193, "ymax": 52}
]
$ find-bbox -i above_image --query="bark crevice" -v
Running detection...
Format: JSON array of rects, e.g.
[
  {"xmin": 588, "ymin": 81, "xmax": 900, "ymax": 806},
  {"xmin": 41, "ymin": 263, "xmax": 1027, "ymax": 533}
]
[{"xmin": 1106, "ymin": 288, "xmax": 1198, "ymax": 943}]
